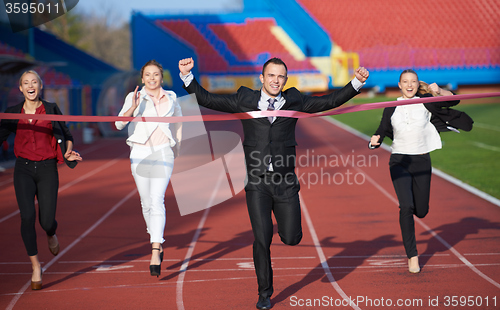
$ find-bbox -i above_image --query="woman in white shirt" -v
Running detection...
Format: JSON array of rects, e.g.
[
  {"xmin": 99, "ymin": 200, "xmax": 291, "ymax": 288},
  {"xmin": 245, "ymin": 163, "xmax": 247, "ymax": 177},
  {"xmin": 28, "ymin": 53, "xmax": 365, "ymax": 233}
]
[
  {"xmin": 368, "ymin": 69, "xmax": 460, "ymax": 274},
  {"xmin": 115, "ymin": 60, "xmax": 182, "ymax": 277}
]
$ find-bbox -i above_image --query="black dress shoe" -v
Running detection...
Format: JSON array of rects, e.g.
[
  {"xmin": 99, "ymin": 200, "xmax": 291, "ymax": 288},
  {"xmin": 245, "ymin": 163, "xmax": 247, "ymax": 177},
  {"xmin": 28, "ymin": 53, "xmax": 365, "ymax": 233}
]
[
  {"xmin": 256, "ymin": 296, "xmax": 271, "ymax": 309},
  {"xmin": 48, "ymin": 235, "xmax": 60, "ymax": 256}
]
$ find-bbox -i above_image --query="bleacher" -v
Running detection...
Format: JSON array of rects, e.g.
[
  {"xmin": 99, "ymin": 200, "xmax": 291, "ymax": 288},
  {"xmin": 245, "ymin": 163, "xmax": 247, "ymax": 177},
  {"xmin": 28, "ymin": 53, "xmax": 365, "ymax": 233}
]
[
  {"xmin": 41, "ymin": 68, "xmax": 73, "ymax": 86},
  {"xmin": 157, "ymin": 19, "xmax": 230, "ymax": 73},
  {"xmin": 0, "ymin": 41, "xmax": 74, "ymax": 85},
  {"xmin": 0, "ymin": 42, "xmax": 25, "ymax": 58},
  {"xmin": 133, "ymin": 0, "xmax": 500, "ymax": 92},
  {"xmin": 298, "ymin": 0, "xmax": 500, "ymax": 69},
  {"xmin": 157, "ymin": 17, "xmax": 317, "ymax": 74},
  {"xmin": 209, "ymin": 18, "xmax": 317, "ymax": 72},
  {"xmin": 0, "ymin": 41, "xmax": 74, "ymax": 88},
  {"xmin": 1, "ymin": 24, "xmax": 118, "ymax": 119}
]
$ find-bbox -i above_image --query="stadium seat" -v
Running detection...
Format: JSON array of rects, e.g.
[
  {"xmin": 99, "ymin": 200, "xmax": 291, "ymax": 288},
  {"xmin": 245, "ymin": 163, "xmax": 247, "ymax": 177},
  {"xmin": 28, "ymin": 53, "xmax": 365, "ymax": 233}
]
[{"xmin": 298, "ymin": 0, "xmax": 500, "ymax": 68}]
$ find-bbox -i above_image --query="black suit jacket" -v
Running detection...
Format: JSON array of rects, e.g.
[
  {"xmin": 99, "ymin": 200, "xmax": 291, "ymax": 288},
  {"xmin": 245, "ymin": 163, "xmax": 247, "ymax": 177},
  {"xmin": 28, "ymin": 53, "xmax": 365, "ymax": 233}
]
[
  {"xmin": 184, "ymin": 78, "xmax": 360, "ymax": 176},
  {"xmin": 372, "ymin": 93, "xmax": 473, "ymax": 147},
  {"xmin": 0, "ymin": 99, "xmax": 78, "ymax": 168}
]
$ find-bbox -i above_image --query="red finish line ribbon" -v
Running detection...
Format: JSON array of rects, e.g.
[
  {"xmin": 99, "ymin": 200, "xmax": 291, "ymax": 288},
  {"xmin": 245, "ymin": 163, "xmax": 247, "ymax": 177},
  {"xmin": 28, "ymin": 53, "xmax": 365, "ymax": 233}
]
[{"xmin": 1, "ymin": 92, "xmax": 499, "ymax": 123}]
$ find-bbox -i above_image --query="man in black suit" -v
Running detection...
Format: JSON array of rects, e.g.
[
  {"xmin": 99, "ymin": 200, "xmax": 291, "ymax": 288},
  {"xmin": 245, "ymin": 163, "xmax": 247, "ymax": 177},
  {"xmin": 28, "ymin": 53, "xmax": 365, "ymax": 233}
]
[{"xmin": 179, "ymin": 57, "xmax": 369, "ymax": 309}]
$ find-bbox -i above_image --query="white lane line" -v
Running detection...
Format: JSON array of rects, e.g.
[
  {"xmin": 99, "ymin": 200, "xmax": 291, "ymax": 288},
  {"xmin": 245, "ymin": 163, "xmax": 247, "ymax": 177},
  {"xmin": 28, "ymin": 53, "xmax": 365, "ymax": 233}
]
[
  {"xmin": 322, "ymin": 117, "xmax": 500, "ymax": 289},
  {"xmin": 0, "ymin": 177, "xmax": 13, "ymax": 187},
  {"xmin": 0, "ymin": 210, "xmax": 18, "ymax": 224},
  {"xmin": 1, "ymin": 253, "xmax": 455, "ymax": 266},
  {"xmin": 176, "ymin": 168, "xmax": 226, "ymax": 310},
  {"xmin": 300, "ymin": 193, "xmax": 361, "ymax": 310},
  {"xmin": 474, "ymin": 123, "xmax": 500, "ymax": 132},
  {"xmin": 176, "ymin": 208, "xmax": 210, "ymax": 310},
  {"xmin": 464, "ymin": 253, "xmax": 500, "ymax": 256},
  {"xmin": 0, "ymin": 155, "xmax": 126, "ymax": 224},
  {"xmin": 472, "ymin": 141, "xmax": 500, "ymax": 152},
  {"xmin": 432, "ymin": 168, "xmax": 500, "ymax": 207},
  {"xmin": 58, "ymin": 157, "xmax": 125, "ymax": 192},
  {"xmin": 1, "ymin": 275, "xmax": 262, "ymax": 296},
  {"xmin": 415, "ymin": 218, "xmax": 500, "ymax": 289},
  {"xmin": 324, "ymin": 253, "xmax": 450, "ymax": 258},
  {"xmin": 0, "ymin": 141, "xmax": 118, "ymax": 189},
  {"xmin": 0, "ymin": 262, "xmax": 32, "ymax": 265},
  {"xmin": 55, "ymin": 256, "xmax": 316, "ymax": 264},
  {"xmin": 12, "ymin": 260, "xmax": 500, "ymax": 297},
  {"xmin": 4, "ymin": 262, "xmax": 500, "ymax": 279},
  {"xmin": 328, "ymin": 117, "xmax": 500, "ymax": 207},
  {"xmin": 6, "ymin": 189, "xmax": 137, "ymax": 310}
]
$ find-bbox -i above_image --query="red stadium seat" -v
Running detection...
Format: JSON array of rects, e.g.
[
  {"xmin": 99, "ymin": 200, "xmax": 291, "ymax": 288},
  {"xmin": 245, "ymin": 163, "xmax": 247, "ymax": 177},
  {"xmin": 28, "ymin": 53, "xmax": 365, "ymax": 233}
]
[
  {"xmin": 157, "ymin": 18, "xmax": 317, "ymax": 74},
  {"xmin": 298, "ymin": 0, "xmax": 500, "ymax": 68},
  {"xmin": 209, "ymin": 18, "xmax": 317, "ymax": 72},
  {"xmin": 157, "ymin": 19, "xmax": 229, "ymax": 72}
]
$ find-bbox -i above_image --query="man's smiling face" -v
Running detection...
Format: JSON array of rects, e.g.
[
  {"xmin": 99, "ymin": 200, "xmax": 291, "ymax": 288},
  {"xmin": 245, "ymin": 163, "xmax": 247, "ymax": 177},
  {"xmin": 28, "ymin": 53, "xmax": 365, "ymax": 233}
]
[{"xmin": 260, "ymin": 63, "xmax": 288, "ymax": 98}]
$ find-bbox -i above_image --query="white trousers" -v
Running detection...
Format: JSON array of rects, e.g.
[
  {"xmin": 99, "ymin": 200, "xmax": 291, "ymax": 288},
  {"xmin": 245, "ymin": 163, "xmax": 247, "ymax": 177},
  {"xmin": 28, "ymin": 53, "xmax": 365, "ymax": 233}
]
[{"xmin": 130, "ymin": 144, "xmax": 174, "ymax": 244}]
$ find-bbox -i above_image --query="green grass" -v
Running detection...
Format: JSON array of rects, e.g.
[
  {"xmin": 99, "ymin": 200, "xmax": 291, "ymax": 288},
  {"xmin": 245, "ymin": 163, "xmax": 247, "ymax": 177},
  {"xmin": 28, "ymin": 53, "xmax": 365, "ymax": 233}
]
[{"xmin": 331, "ymin": 98, "xmax": 500, "ymax": 199}]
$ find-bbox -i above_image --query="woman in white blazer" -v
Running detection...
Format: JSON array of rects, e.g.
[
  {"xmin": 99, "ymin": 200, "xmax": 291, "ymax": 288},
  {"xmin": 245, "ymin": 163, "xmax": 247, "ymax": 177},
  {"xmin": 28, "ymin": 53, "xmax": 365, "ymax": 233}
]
[
  {"xmin": 368, "ymin": 69, "xmax": 466, "ymax": 274},
  {"xmin": 115, "ymin": 60, "xmax": 182, "ymax": 277}
]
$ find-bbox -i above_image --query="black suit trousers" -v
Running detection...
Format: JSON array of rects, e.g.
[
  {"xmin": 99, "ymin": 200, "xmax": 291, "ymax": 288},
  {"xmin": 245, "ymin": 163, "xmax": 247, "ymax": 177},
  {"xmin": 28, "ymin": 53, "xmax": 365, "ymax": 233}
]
[
  {"xmin": 389, "ymin": 154, "xmax": 431, "ymax": 259},
  {"xmin": 14, "ymin": 157, "xmax": 59, "ymax": 256},
  {"xmin": 245, "ymin": 172, "xmax": 302, "ymax": 298}
]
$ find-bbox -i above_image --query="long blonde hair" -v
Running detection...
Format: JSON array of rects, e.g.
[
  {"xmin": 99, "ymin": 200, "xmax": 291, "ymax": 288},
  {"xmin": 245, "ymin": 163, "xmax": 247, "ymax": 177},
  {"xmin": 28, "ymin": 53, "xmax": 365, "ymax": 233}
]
[
  {"xmin": 418, "ymin": 81, "xmax": 438, "ymax": 96},
  {"xmin": 19, "ymin": 70, "xmax": 43, "ymax": 86}
]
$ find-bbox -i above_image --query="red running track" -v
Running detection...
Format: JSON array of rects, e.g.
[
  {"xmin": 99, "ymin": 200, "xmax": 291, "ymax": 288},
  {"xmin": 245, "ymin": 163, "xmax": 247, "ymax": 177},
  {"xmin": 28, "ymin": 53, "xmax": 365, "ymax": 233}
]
[{"xmin": 0, "ymin": 117, "xmax": 499, "ymax": 309}]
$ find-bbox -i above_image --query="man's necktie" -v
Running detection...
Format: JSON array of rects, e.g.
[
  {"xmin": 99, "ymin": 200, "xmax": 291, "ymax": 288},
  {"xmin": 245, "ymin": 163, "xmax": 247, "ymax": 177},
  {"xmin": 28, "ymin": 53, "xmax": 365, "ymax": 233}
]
[{"xmin": 267, "ymin": 98, "xmax": 275, "ymax": 123}]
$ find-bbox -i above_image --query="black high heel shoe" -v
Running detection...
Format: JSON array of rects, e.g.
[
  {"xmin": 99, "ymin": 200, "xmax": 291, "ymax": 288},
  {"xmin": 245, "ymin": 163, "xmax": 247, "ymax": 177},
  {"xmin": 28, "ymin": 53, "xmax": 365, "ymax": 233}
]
[{"xmin": 150, "ymin": 248, "xmax": 163, "ymax": 277}]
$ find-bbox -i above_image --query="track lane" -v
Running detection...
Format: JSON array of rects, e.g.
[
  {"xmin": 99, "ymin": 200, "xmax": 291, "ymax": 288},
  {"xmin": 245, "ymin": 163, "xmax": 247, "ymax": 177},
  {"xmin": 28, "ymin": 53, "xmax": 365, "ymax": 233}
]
[
  {"xmin": 293, "ymin": 117, "xmax": 500, "ymax": 309},
  {"xmin": 1, "ymin": 115, "xmax": 498, "ymax": 309}
]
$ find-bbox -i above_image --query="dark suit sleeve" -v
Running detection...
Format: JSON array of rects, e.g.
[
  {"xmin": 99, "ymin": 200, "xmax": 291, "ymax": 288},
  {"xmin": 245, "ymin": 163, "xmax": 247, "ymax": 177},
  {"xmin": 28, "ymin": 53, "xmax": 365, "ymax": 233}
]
[
  {"xmin": 0, "ymin": 106, "xmax": 18, "ymax": 143},
  {"xmin": 421, "ymin": 92, "xmax": 460, "ymax": 108},
  {"xmin": 301, "ymin": 81, "xmax": 359, "ymax": 113},
  {"xmin": 0, "ymin": 120, "xmax": 13, "ymax": 143},
  {"xmin": 47, "ymin": 101, "xmax": 77, "ymax": 168},
  {"xmin": 422, "ymin": 93, "xmax": 473, "ymax": 132},
  {"xmin": 183, "ymin": 77, "xmax": 240, "ymax": 113},
  {"xmin": 52, "ymin": 103, "xmax": 74, "ymax": 143},
  {"xmin": 0, "ymin": 129, "xmax": 11, "ymax": 144},
  {"xmin": 369, "ymin": 107, "xmax": 394, "ymax": 149}
]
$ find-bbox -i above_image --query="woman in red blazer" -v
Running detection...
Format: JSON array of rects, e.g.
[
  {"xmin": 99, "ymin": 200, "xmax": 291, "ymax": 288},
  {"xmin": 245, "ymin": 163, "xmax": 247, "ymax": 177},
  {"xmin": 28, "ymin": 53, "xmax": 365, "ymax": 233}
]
[{"xmin": 0, "ymin": 70, "xmax": 82, "ymax": 290}]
